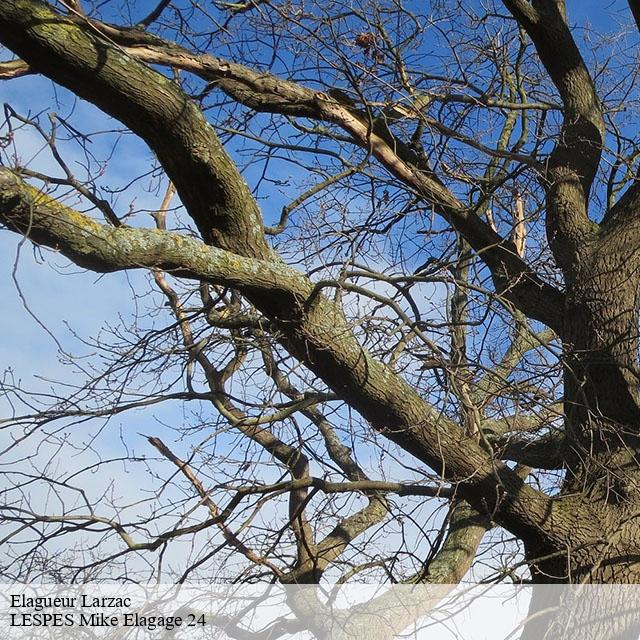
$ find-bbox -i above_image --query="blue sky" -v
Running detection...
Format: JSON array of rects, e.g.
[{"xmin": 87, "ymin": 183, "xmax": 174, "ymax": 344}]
[{"xmin": 1, "ymin": 0, "xmax": 638, "ymax": 582}]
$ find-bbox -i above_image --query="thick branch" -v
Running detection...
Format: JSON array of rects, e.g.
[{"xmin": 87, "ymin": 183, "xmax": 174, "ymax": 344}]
[
  {"xmin": 0, "ymin": 0, "xmax": 270, "ymax": 258},
  {"xmin": 483, "ymin": 403, "xmax": 563, "ymax": 440},
  {"xmin": 55, "ymin": 13, "xmax": 564, "ymax": 332},
  {"xmin": 0, "ymin": 168, "xmax": 564, "ymax": 546},
  {"xmin": 0, "ymin": 170, "xmax": 303, "ymax": 293},
  {"xmin": 503, "ymin": 0, "xmax": 604, "ymax": 272},
  {"xmin": 497, "ymin": 432, "xmax": 565, "ymax": 469},
  {"xmin": 415, "ymin": 501, "xmax": 490, "ymax": 584},
  {"xmin": 0, "ymin": 1, "xmax": 575, "ymax": 547},
  {"xmin": 288, "ymin": 502, "xmax": 489, "ymax": 637},
  {"xmin": 0, "ymin": 58, "xmax": 31, "ymax": 79},
  {"xmin": 125, "ymin": 44, "xmax": 563, "ymax": 329}
]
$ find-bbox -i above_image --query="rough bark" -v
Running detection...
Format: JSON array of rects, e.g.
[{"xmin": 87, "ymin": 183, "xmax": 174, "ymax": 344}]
[
  {"xmin": 24, "ymin": 8, "xmax": 566, "ymax": 332},
  {"xmin": 5, "ymin": 0, "xmax": 640, "ymax": 596},
  {"xmin": 0, "ymin": 167, "xmax": 558, "ymax": 546},
  {"xmin": 501, "ymin": 0, "xmax": 640, "ymax": 588}
]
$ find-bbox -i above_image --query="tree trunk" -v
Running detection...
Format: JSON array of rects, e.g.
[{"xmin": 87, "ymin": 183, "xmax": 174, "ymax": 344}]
[
  {"xmin": 523, "ymin": 222, "xmax": 640, "ymax": 590},
  {"xmin": 521, "ymin": 585, "xmax": 640, "ymax": 640}
]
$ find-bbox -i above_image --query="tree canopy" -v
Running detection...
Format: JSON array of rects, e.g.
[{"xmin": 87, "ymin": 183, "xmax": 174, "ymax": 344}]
[{"xmin": 3, "ymin": 0, "xmax": 640, "ymax": 605}]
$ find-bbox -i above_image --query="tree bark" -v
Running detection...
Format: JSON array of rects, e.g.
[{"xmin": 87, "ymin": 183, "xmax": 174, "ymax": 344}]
[{"xmin": 5, "ymin": 0, "xmax": 640, "ymax": 599}]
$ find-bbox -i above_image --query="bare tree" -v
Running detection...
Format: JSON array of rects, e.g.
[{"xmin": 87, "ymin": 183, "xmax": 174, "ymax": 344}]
[{"xmin": 4, "ymin": 1, "xmax": 640, "ymax": 628}]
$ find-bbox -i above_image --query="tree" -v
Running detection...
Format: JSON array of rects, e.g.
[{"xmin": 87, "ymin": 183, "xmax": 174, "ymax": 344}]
[{"xmin": 3, "ymin": 0, "xmax": 640, "ymax": 616}]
